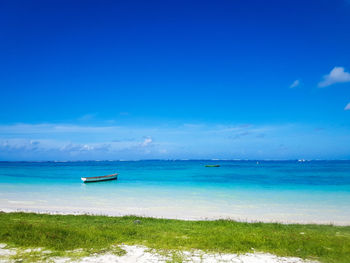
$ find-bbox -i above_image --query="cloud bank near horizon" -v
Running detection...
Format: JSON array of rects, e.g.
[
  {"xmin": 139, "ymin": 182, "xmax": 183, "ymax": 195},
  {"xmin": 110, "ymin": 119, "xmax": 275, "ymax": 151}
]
[{"xmin": 0, "ymin": 122, "xmax": 349, "ymax": 160}]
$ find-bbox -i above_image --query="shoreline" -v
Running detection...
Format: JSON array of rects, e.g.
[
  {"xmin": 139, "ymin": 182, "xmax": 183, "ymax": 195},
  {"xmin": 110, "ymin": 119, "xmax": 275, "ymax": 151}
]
[
  {"xmin": 1, "ymin": 208, "xmax": 348, "ymax": 226},
  {"xmin": 2, "ymin": 160, "xmax": 349, "ymax": 228}
]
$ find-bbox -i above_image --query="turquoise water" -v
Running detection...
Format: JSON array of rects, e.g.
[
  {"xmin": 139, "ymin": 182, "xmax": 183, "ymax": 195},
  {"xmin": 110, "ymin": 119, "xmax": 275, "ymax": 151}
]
[{"xmin": 0, "ymin": 160, "xmax": 350, "ymax": 224}]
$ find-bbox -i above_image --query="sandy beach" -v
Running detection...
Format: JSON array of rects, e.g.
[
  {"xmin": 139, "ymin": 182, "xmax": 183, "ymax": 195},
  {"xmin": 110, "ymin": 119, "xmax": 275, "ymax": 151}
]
[
  {"xmin": 1, "ymin": 199, "xmax": 349, "ymax": 226},
  {"xmin": 0, "ymin": 244, "xmax": 317, "ymax": 263}
]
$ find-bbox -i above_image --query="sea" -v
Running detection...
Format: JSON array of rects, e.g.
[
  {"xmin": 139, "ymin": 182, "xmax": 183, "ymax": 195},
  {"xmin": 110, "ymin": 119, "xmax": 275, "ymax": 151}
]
[{"xmin": 0, "ymin": 160, "xmax": 349, "ymax": 225}]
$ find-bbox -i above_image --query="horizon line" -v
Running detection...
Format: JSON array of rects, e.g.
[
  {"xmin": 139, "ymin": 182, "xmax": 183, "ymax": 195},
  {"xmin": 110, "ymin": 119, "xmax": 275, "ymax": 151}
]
[{"xmin": 1, "ymin": 159, "xmax": 350, "ymax": 163}]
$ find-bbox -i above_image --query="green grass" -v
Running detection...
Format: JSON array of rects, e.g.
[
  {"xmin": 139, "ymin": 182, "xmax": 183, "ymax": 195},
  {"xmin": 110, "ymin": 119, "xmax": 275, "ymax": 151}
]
[{"xmin": 0, "ymin": 212, "xmax": 350, "ymax": 262}]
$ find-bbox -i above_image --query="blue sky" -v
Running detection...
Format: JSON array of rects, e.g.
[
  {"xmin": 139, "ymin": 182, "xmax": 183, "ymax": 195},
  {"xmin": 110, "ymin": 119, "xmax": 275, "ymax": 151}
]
[{"xmin": 0, "ymin": 0, "xmax": 350, "ymax": 160}]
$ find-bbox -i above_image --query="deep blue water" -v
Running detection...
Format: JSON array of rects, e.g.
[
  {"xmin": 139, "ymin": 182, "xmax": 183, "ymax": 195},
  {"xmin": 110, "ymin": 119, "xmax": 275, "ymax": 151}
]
[{"xmin": 0, "ymin": 160, "xmax": 350, "ymax": 224}]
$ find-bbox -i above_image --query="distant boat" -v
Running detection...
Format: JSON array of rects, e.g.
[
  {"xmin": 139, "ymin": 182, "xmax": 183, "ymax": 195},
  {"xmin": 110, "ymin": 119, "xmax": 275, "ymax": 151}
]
[
  {"xmin": 205, "ymin": 165, "xmax": 220, "ymax": 167},
  {"xmin": 81, "ymin": 173, "xmax": 118, "ymax": 183}
]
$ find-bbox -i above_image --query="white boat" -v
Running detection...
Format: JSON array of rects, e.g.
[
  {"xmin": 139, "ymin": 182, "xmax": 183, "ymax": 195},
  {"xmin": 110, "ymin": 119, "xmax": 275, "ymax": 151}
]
[{"xmin": 81, "ymin": 173, "xmax": 118, "ymax": 183}]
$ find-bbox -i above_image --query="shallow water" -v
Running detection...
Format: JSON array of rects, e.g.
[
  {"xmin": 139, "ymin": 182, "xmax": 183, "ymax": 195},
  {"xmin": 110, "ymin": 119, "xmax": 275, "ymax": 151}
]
[{"xmin": 0, "ymin": 160, "xmax": 349, "ymax": 224}]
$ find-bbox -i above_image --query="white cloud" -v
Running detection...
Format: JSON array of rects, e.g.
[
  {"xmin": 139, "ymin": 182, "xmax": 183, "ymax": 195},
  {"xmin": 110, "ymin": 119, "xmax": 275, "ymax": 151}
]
[
  {"xmin": 318, "ymin": 67, "xmax": 350, "ymax": 87},
  {"xmin": 289, "ymin": 79, "xmax": 300, "ymax": 88},
  {"xmin": 60, "ymin": 143, "xmax": 95, "ymax": 152},
  {"xmin": 0, "ymin": 123, "xmax": 275, "ymax": 160},
  {"xmin": 345, "ymin": 102, "xmax": 350, "ymax": 110},
  {"xmin": 2, "ymin": 122, "xmax": 350, "ymax": 160},
  {"xmin": 0, "ymin": 137, "xmax": 157, "ymax": 160},
  {"xmin": 141, "ymin": 137, "xmax": 153, "ymax": 147}
]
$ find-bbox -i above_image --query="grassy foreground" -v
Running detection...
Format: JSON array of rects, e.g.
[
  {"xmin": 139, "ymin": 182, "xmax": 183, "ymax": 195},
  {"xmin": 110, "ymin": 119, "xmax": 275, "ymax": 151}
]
[{"xmin": 0, "ymin": 212, "xmax": 350, "ymax": 262}]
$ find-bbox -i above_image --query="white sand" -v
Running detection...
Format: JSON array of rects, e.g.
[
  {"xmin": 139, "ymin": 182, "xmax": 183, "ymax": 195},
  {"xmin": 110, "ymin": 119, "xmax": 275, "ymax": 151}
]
[
  {"xmin": 0, "ymin": 244, "xmax": 318, "ymax": 263},
  {"xmin": 1, "ymin": 207, "xmax": 347, "ymax": 226},
  {"xmin": 0, "ymin": 244, "xmax": 16, "ymax": 258}
]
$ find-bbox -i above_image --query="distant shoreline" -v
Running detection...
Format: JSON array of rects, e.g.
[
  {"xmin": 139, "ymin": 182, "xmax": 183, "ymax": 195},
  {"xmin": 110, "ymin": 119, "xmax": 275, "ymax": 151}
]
[{"xmin": 1, "ymin": 159, "xmax": 350, "ymax": 163}]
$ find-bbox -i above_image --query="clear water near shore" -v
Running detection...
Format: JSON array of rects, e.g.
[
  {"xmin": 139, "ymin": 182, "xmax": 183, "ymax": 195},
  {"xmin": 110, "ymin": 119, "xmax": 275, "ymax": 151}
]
[{"xmin": 0, "ymin": 160, "xmax": 349, "ymax": 225}]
